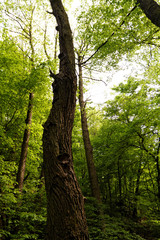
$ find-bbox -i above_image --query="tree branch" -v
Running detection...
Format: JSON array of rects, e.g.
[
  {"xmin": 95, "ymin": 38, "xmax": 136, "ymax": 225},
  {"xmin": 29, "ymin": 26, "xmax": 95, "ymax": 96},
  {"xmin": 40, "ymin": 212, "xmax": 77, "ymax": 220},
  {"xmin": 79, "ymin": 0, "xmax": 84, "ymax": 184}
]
[
  {"xmin": 83, "ymin": 76, "xmax": 108, "ymax": 86},
  {"xmin": 82, "ymin": 5, "xmax": 137, "ymax": 65}
]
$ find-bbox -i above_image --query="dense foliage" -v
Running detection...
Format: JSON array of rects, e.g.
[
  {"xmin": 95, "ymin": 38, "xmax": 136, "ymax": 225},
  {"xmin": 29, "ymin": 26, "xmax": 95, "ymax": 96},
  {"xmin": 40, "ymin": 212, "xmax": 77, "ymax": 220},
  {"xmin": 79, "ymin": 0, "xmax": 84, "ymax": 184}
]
[{"xmin": 1, "ymin": 0, "xmax": 160, "ymax": 239}]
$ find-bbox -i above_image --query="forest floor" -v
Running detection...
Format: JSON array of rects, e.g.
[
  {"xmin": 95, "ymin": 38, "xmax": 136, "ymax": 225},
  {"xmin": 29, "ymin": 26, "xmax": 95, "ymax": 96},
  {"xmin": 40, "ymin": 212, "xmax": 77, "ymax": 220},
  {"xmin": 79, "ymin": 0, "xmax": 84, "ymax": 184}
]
[
  {"xmin": 99, "ymin": 214, "xmax": 160, "ymax": 240},
  {"xmin": 135, "ymin": 220, "xmax": 160, "ymax": 240}
]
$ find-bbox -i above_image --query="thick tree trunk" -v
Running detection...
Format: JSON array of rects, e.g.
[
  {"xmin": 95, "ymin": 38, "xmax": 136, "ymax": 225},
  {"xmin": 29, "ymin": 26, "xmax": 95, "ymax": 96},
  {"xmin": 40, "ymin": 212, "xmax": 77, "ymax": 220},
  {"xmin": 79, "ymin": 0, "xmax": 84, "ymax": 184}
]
[
  {"xmin": 42, "ymin": 1, "xmax": 89, "ymax": 239},
  {"xmin": 137, "ymin": 0, "xmax": 160, "ymax": 27},
  {"xmin": 78, "ymin": 55, "xmax": 102, "ymax": 202},
  {"xmin": 16, "ymin": 92, "xmax": 34, "ymax": 192}
]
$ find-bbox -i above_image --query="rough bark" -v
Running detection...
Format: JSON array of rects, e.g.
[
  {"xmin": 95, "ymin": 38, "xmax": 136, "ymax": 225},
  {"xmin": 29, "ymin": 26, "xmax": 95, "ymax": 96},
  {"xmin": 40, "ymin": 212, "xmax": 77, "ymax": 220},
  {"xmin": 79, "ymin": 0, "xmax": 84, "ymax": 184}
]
[
  {"xmin": 16, "ymin": 92, "xmax": 34, "ymax": 192},
  {"xmin": 42, "ymin": 1, "xmax": 89, "ymax": 239},
  {"xmin": 78, "ymin": 55, "xmax": 102, "ymax": 202},
  {"xmin": 137, "ymin": 0, "xmax": 160, "ymax": 27}
]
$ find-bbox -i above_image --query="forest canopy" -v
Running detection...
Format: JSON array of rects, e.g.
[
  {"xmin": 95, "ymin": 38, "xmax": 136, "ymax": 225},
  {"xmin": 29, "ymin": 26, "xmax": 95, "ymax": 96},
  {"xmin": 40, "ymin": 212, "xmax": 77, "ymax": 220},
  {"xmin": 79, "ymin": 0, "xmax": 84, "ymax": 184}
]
[{"xmin": 1, "ymin": 0, "xmax": 160, "ymax": 239}]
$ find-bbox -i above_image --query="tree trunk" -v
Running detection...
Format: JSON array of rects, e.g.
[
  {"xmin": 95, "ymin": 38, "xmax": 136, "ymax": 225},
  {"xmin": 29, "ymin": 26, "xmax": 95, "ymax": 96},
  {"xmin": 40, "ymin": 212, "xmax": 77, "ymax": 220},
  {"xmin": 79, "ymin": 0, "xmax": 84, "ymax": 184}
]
[
  {"xmin": 16, "ymin": 92, "xmax": 34, "ymax": 192},
  {"xmin": 117, "ymin": 158, "xmax": 122, "ymax": 200},
  {"xmin": 78, "ymin": 55, "xmax": 102, "ymax": 203},
  {"xmin": 137, "ymin": 0, "xmax": 160, "ymax": 27},
  {"xmin": 133, "ymin": 160, "xmax": 142, "ymax": 219},
  {"xmin": 16, "ymin": 5, "xmax": 35, "ymax": 193},
  {"xmin": 155, "ymin": 137, "xmax": 160, "ymax": 200},
  {"xmin": 42, "ymin": 1, "xmax": 89, "ymax": 239},
  {"xmin": 78, "ymin": 55, "xmax": 105, "ymax": 231},
  {"xmin": 107, "ymin": 177, "xmax": 112, "ymax": 209}
]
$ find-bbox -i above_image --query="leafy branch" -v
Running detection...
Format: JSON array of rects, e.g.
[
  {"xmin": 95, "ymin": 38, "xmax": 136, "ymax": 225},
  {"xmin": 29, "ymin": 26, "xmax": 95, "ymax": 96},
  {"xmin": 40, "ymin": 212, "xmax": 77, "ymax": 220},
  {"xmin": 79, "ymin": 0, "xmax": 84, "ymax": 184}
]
[{"xmin": 82, "ymin": 5, "xmax": 138, "ymax": 65}]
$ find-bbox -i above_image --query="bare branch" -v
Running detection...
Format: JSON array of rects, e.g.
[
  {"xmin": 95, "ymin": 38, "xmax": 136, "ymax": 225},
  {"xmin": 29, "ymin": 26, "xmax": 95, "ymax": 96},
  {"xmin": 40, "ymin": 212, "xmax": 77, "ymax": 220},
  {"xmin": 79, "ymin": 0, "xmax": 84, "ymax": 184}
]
[
  {"xmin": 43, "ymin": 21, "xmax": 51, "ymax": 60},
  {"xmin": 5, "ymin": 10, "xmax": 30, "ymax": 36},
  {"xmin": 9, "ymin": 29, "xmax": 30, "ymax": 39},
  {"xmin": 83, "ymin": 76, "xmax": 108, "ymax": 86},
  {"xmin": 46, "ymin": 10, "xmax": 54, "ymax": 14}
]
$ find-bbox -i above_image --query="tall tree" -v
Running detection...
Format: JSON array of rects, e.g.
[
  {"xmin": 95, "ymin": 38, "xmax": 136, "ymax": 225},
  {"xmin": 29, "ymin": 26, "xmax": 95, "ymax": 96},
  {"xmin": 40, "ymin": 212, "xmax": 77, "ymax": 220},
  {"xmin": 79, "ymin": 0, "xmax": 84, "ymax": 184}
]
[
  {"xmin": 16, "ymin": 92, "xmax": 34, "ymax": 192},
  {"xmin": 14, "ymin": 5, "xmax": 35, "ymax": 192},
  {"xmin": 42, "ymin": 0, "xmax": 89, "ymax": 239},
  {"xmin": 93, "ymin": 76, "xmax": 160, "ymax": 216},
  {"xmin": 78, "ymin": 55, "xmax": 102, "ymax": 202}
]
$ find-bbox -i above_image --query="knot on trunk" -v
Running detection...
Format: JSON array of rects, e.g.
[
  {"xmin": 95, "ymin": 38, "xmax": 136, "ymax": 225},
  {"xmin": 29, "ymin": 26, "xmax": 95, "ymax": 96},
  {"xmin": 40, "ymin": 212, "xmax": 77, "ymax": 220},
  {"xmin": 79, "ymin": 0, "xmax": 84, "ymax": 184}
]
[{"xmin": 57, "ymin": 153, "xmax": 71, "ymax": 171}]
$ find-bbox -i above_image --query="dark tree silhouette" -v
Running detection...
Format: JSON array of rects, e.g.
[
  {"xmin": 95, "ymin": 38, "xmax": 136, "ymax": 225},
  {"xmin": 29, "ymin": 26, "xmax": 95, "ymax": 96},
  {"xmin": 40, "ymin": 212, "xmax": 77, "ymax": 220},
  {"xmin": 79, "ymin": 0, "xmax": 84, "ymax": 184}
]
[{"xmin": 42, "ymin": 0, "xmax": 89, "ymax": 239}]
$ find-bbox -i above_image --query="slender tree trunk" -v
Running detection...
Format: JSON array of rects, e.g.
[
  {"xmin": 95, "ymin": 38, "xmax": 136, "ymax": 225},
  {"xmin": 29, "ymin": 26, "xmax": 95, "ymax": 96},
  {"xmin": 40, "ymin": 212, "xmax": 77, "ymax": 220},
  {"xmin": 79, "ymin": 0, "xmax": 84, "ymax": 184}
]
[
  {"xmin": 78, "ymin": 55, "xmax": 105, "ymax": 231},
  {"xmin": 54, "ymin": 33, "xmax": 58, "ymax": 60},
  {"xmin": 117, "ymin": 158, "xmax": 122, "ymax": 200},
  {"xmin": 133, "ymin": 160, "xmax": 142, "ymax": 219},
  {"xmin": 16, "ymin": 6, "xmax": 35, "ymax": 192},
  {"xmin": 16, "ymin": 92, "xmax": 34, "ymax": 192},
  {"xmin": 42, "ymin": 1, "xmax": 89, "ymax": 239},
  {"xmin": 137, "ymin": 0, "xmax": 160, "ymax": 27},
  {"xmin": 155, "ymin": 137, "xmax": 160, "ymax": 200},
  {"xmin": 78, "ymin": 55, "xmax": 102, "ymax": 203},
  {"xmin": 107, "ymin": 177, "xmax": 112, "ymax": 209}
]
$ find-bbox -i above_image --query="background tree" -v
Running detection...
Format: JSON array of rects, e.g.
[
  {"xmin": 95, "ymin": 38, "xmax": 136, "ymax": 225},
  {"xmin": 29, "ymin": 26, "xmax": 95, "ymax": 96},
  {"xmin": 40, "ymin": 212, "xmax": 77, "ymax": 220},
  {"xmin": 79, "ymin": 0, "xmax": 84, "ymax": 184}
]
[
  {"xmin": 0, "ymin": 33, "xmax": 51, "ymax": 240},
  {"xmin": 78, "ymin": 54, "xmax": 102, "ymax": 203},
  {"xmin": 93, "ymin": 76, "xmax": 160, "ymax": 217}
]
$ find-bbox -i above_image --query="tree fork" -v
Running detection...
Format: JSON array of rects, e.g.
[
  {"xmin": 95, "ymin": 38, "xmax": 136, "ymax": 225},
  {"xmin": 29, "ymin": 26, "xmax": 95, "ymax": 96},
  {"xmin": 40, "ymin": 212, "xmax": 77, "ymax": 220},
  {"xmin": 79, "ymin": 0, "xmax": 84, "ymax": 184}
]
[{"xmin": 43, "ymin": 0, "xmax": 89, "ymax": 239}]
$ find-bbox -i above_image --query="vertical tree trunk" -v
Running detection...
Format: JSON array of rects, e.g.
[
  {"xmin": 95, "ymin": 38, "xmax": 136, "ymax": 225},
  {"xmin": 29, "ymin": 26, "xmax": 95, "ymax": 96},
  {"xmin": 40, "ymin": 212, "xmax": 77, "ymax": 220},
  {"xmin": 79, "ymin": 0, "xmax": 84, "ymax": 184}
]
[
  {"xmin": 133, "ymin": 160, "xmax": 142, "ymax": 218},
  {"xmin": 42, "ymin": 1, "xmax": 89, "ymax": 239},
  {"xmin": 137, "ymin": 0, "xmax": 160, "ymax": 27},
  {"xmin": 78, "ymin": 55, "xmax": 105, "ymax": 231},
  {"xmin": 16, "ymin": 92, "xmax": 34, "ymax": 192},
  {"xmin": 78, "ymin": 55, "xmax": 102, "ymax": 203},
  {"xmin": 16, "ymin": 6, "xmax": 35, "ymax": 192},
  {"xmin": 117, "ymin": 158, "xmax": 122, "ymax": 200},
  {"xmin": 107, "ymin": 177, "xmax": 112, "ymax": 209}
]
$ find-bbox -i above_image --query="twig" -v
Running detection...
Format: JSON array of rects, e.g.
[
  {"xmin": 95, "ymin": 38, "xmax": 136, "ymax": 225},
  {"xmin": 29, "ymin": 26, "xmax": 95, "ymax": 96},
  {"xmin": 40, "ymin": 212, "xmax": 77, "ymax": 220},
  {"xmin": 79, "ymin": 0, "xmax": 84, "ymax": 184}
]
[{"xmin": 83, "ymin": 76, "xmax": 108, "ymax": 86}]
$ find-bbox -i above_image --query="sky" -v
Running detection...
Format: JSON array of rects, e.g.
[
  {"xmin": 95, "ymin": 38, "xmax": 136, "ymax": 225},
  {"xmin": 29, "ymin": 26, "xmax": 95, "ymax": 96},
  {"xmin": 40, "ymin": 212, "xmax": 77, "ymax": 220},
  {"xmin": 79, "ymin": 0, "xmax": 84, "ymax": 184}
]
[
  {"xmin": 67, "ymin": 0, "xmax": 142, "ymax": 105},
  {"xmin": 85, "ymin": 62, "xmax": 141, "ymax": 105}
]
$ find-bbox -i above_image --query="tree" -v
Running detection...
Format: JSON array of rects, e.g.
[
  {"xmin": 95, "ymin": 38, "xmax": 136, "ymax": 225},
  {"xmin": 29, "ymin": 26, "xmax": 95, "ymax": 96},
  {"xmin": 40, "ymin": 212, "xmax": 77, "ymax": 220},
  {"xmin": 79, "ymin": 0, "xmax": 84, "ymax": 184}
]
[
  {"xmin": 137, "ymin": 0, "xmax": 160, "ymax": 27},
  {"xmin": 0, "ymin": 32, "xmax": 51, "ymax": 239},
  {"xmin": 15, "ymin": 4, "xmax": 35, "ymax": 192},
  {"xmin": 78, "ymin": 54, "xmax": 102, "ymax": 203},
  {"xmin": 42, "ymin": 0, "xmax": 89, "ymax": 239},
  {"xmin": 16, "ymin": 91, "xmax": 34, "ymax": 192},
  {"xmin": 3, "ymin": 0, "xmax": 48, "ymax": 192},
  {"xmin": 93, "ymin": 76, "xmax": 160, "ymax": 218},
  {"xmin": 76, "ymin": 0, "xmax": 160, "ymax": 69}
]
